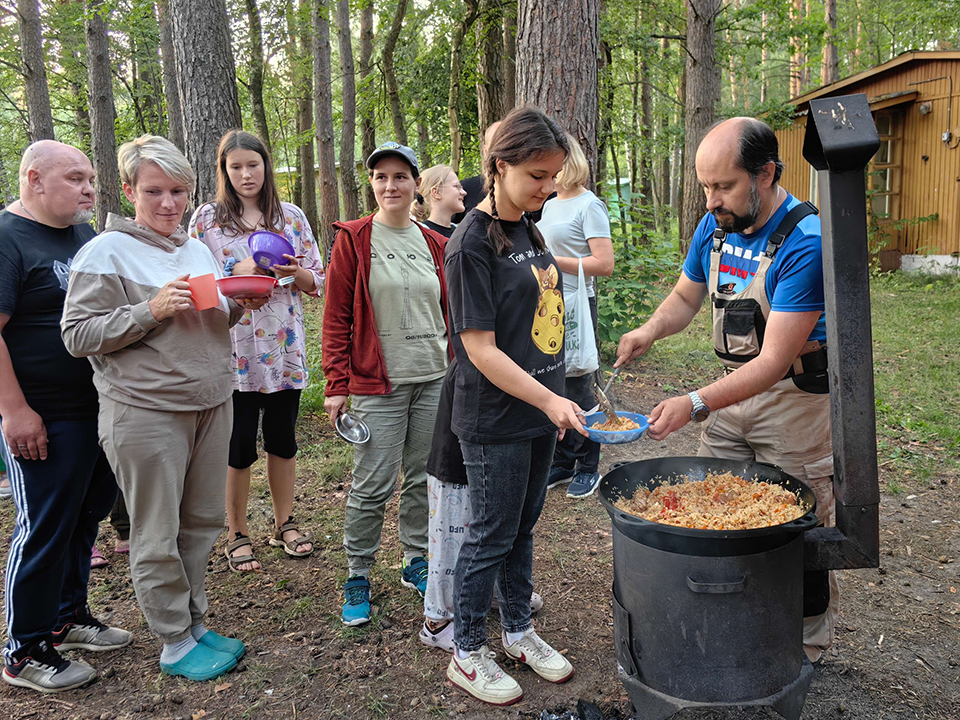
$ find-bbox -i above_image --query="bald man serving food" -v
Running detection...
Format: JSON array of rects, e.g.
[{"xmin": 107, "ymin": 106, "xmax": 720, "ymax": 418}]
[{"xmin": 614, "ymin": 117, "xmax": 838, "ymax": 664}]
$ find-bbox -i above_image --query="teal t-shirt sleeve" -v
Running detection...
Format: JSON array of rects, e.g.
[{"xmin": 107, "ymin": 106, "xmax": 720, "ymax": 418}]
[
  {"xmin": 768, "ymin": 232, "xmax": 825, "ymax": 312},
  {"xmin": 582, "ymin": 196, "xmax": 612, "ymax": 240},
  {"xmin": 681, "ymin": 214, "xmax": 714, "ymax": 284}
]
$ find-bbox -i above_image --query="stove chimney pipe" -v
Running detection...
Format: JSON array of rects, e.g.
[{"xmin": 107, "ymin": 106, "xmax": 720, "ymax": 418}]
[{"xmin": 802, "ymin": 93, "xmax": 881, "ymax": 572}]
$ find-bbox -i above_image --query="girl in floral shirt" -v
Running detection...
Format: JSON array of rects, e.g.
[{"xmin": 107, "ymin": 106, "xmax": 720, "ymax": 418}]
[{"xmin": 189, "ymin": 130, "xmax": 324, "ymax": 573}]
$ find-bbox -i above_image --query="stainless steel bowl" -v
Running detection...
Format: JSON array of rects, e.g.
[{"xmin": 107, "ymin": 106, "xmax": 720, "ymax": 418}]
[{"xmin": 336, "ymin": 413, "xmax": 370, "ymax": 444}]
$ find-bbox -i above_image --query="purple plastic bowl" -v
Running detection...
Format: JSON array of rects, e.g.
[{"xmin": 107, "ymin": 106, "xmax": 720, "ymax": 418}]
[{"xmin": 249, "ymin": 231, "xmax": 295, "ymax": 270}]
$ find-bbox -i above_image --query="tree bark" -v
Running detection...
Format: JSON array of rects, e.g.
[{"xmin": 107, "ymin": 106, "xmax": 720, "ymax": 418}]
[
  {"xmin": 298, "ymin": 0, "xmax": 317, "ymax": 232},
  {"xmin": 596, "ymin": 40, "xmax": 612, "ymax": 200},
  {"xmin": 169, "ymin": 0, "xmax": 242, "ymax": 207},
  {"xmin": 337, "ymin": 0, "xmax": 360, "ymax": 220},
  {"xmin": 156, "ymin": 0, "xmax": 184, "ymax": 150},
  {"xmin": 476, "ymin": 0, "xmax": 505, "ymax": 136},
  {"xmin": 314, "ymin": 0, "xmax": 339, "ymax": 256},
  {"xmin": 790, "ymin": 0, "xmax": 803, "ymax": 97},
  {"xmin": 760, "ymin": 10, "xmax": 769, "ymax": 103},
  {"xmin": 18, "ymin": 0, "xmax": 55, "ymax": 140},
  {"xmin": 447, "ymin": 0, "xmax": 480, "ymax": 173},
  {"xmin": 822, "ymin": 0, "xmax": 838, "ymax": 85},
  {"xmin": 382, "ymin": 0, "xmax": 409, "ymax": 145},
  {"xmin": 517, "ymin": 0, "xmax": 600, "ymax": 185},
  {"xmin": 359, "ymin": 0, "xmax": 376, "ymax": 212},
  {"xmin": 502, "ymin": 0, "xmax": 517, "ymax": 113},
  {"xmin": 657, "ymin": 38, "xmax": 671, "ymax": 219},
  {"xmin": 639, "ymin": 29, "xmax": 654, "ymax": 236},
  {"xmin": 245, "ymin": 0, "xmax": 271, "ymax": 151},
  {"xmin": 85, "ymin": 0, "xmax": 121, "ymax": 231},
  {"xmin": 680, "ymin": 0, "xmax": 720, "ymax": 251}
]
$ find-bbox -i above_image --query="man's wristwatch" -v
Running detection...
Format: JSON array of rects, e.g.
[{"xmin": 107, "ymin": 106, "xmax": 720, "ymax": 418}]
[{"xmin": 688, "ymin": 391, "xmax": 710, "ymax": 422}]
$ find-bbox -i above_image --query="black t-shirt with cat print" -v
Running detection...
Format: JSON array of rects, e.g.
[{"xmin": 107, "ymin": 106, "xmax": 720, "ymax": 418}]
[{"xmin": 444, "ymin": 209, "xmax": 566, "ymax": 444}]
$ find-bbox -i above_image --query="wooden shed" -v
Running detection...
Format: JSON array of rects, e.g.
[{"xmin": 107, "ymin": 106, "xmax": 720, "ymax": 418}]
[{"xmin": 775, "ymin": 51, "xmax": 960, "ymax": 272}]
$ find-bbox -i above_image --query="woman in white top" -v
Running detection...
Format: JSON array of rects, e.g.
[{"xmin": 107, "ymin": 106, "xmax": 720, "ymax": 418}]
[{"xmin": 536, "ymin": 135, "xmax": 614, "ymax": 498}]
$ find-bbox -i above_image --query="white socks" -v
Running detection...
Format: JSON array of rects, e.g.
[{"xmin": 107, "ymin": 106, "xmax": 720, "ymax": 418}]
[
  {"xmin": 504, "ymin": 629, "xmax": 527, "ymax": 647},
  {"xmin": 190, "ymin": 624, "xmax": 209, "ymax": 641},
  {"xmin": 160, "ymin": 636, "xmax": 198, "ymax": 665},
  {"xmin": 403, "ymin": 552, "xmax": 421, "ymax": 565}
]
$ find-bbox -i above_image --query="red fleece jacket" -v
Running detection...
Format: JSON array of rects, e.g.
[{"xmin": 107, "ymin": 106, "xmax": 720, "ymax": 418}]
[{"xmin": 321, "ymin": 214, "xmax": 451, "ymax": 397}]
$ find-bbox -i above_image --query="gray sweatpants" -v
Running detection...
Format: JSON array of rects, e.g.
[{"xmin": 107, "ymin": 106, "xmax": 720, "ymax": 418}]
[
  {"xmin": 98, "ymin": 397, "xmax": 232, "ymax": 643},
  {"xmin": 343, "ymin": 379, "xmax": 442, "ymax": 573}
]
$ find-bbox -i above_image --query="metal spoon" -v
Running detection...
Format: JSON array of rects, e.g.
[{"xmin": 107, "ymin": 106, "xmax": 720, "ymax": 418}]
[
  {"xmin": 593, "ymin": 382, "xmax": 619, "ymax": 425},
  {"xmin": 601, "ymin": 366, "xmax": 623, "ymax": 396}
]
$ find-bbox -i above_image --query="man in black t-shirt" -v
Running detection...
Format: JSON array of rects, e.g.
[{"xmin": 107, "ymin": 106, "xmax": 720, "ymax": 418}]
[{"xmin": 0, "ymin": 141, "xmax": 130, "ymax": 694}]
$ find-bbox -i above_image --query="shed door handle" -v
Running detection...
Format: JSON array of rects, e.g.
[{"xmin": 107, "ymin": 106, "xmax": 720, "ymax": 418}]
[{"xmin": 686, "ymin": 575, "xmax": 745, "ymax": 594}]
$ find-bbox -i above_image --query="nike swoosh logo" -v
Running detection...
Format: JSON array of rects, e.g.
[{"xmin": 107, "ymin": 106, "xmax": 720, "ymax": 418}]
[
  {"xmin": 519, "ymin": 651, "xmax": 527, "ymax": 663},
  {"xmin": 455, "ymin": 658, "xmax": 477, "ymax": 682}
]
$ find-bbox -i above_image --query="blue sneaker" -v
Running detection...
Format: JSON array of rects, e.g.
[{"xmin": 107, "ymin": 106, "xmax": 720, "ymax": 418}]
[
  {"xmin": 160, "ymin": 643, "xmax": 237, "ymax": 682},
  {"xmin": 401, "ymin": 556, "xmax": 428, "ymax": 597},
  {"xmin": 342, "ymin": 575, "xmax": 371, "ymax": 626},
  {"xmin": 198, "ymin": 630, "xmax": 245, "ymax": 660},
  {"xmin": 567, "ymin": 470, "xmax": 601, "ymax": 498},
  {"xmin": 546, "ymin": 465, "xmax": 575, "ymax": 489}
]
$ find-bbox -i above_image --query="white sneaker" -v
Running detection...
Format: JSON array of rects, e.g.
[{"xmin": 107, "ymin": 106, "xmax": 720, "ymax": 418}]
[
  {"xmin": 502, "ymin": 629, "xmax": 574, "ymax": 683},
  {"xmin": 446, "ymin": 646, "xmax": 523, "ymax": 706},
  {"xmin": 52, "ymin": 610, "xmax": 133, "ymax": 652},
  {"xmin": 419, "ymin": 620, "xmax": 455, "ymax": 653}
]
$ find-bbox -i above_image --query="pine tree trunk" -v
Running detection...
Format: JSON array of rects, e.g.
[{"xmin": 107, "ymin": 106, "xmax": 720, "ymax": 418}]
[
  {"xmin": 337, "ymin": 0, "xmax": 360, "ymax": 220},
  {"xmin": 657, "ymin": 38, "xmax": 671, "ymax": 220},
  {"xmin": 169, "ymin": 0, "xmax": 242, "ymax": 207},
  {"xmin": 284, "ymin": 0, "xmax": 302, "ymax": 208},
  {"xmin": 156, "ymin": 0, "xmax": 184, "ymax": 150},
  {"xmin": 760, "ymin": 11, "xmax": 769, "ymax": 103},
  {"xmin": 382, "ymin": 0, "xmax": 409, "ymax": 145},
  {"xmin": 18, "ymin": 0, "xmax": 55, "ymax": 140},
  {"xmin": 822, "ymin": 0, "xmax": 838, "ymax": 85},
  {"xmin": 680, "ymin": 0, "xmax": 720, "ymax": 252},
  {"xmin": 596, "ymin": 40, "xmax": 612, "ymax": 201},
  {"xmin": 516, "ymin": 0, "xmax": 600, "ymax": 184},
  {"xmin": 448, "ymin": 0, "xmax": 480, "ymax": 173},
  {"xmin": 476, "ymin": 0, "xmax": 505, "ymax": 136},
  {"xmin": 502, "ymin": 0, "xmax": 517, "ymax": 113},
  {"xmin": 359, "ymin": 0, "xmax": 376, "ymax": 212},
  {"xmin": 298, "ymin": 0, "xmax": 317, "ymax": 232},
  {"xmin": 314, "ymin": 0, "xmax": 339, "ymax": 256},
  {"xmin": 790, "ymin": 0, "xmax": 803, "ymax": 97},
  {"xmin": 85, "ymin": 0, "xmax": 121, "ymax": 231},
  {"xmin": 639, "ymin": 35, "xmax": 654, "ymax": 236},
  {"xmin": 245, "ymin": 0, "xmax": 271, "ymax": 151}
]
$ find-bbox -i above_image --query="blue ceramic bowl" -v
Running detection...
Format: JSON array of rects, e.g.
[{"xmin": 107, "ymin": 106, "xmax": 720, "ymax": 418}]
[{"xmin": 583, "ymin": 411, "xmax": 649, "ymax": 445}]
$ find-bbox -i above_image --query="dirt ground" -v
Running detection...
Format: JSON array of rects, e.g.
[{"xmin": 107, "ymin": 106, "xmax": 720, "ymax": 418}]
[{"xmin": 1, "ymin": 372, "xmax": 958, "ymax": 720}]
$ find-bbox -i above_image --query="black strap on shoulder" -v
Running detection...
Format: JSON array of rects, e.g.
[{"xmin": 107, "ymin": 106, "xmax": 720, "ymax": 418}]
[
  {"xmin": 711, "ymin": 227, "xmax": 726, "ymax": 252},
  {"xmin": 764, "ymin": 201, "xmax": 818, "ymax": 259}
]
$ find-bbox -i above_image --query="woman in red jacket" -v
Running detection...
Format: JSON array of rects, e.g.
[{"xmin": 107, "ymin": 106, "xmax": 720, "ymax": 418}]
[{"xmin": 322, "ymin": 142, "xmax": 450, "ymax": 627}]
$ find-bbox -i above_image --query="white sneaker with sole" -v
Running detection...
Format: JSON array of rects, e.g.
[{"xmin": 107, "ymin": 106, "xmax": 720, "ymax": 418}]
[
  {"xmin": 446, "ymin": 646, "xmax": 523, "ymax": 706},
  {"xmin": 419, "ymin": 620, "xmax": 455, "ymax": 653},
  {"xmin": 502, "ymin": 629, "xmax": 574, "ymax": 683}
]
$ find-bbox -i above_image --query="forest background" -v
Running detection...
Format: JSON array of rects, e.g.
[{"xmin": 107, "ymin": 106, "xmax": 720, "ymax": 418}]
[{"xmin": 2, "ymin": 0, "xmax": 960, "ymax": 344}]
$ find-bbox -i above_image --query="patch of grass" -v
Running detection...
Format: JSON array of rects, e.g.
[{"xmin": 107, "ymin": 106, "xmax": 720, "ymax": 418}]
[
  {"xmin": 273, "ymin": 596, "xmax": 314, "ymax": 629},
  {"xmin": 365, "ymin": 693, "xmax": 397, "ymax": 717},
  {"xmin": 301, "ymin": 302, "xmax": 326, "ymax": 415},
  {"xmin": 885, "ymin": 479, "xmax": 905, "ymax": 495}
]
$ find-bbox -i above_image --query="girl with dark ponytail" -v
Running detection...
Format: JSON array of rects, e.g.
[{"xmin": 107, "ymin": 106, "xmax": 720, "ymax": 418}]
[{"xmin": 440, "ymin": 106, "xmax": 587, "ymax": 705}]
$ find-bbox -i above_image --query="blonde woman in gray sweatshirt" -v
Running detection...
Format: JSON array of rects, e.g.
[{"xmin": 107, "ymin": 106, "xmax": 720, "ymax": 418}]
[{"xmin": 61, "ymin": 136, "xmax": 267, "ymax": 683}]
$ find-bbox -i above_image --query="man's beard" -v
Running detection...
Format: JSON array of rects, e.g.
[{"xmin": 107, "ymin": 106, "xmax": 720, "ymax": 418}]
[
  {"xmin": 72, "ymin": 208, "xmax": 94, "ymax": 224},
  {"xmin": 713, "ymin": 180, "xmax": 761, "ymax": 234}
]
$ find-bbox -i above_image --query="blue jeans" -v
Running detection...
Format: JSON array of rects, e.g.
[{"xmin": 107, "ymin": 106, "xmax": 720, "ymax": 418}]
[
  {"xmin": 453, "ymin": 432, "xmax": 556, "ymax": 652},
  {"xmin": 1, "ymin": 419, "xmax": 117, "ymax": 660}
]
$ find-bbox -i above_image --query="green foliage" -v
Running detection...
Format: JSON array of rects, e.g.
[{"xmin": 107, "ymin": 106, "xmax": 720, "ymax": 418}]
[{"xmin": 595, "ymin": 222, "xmax": 683, "ymax": 346}]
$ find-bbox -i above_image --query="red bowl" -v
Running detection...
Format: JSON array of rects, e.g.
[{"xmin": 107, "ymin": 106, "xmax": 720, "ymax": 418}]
[{"xmin": 216, "ymin": 275, "xmax": 277, "ymax": 298}]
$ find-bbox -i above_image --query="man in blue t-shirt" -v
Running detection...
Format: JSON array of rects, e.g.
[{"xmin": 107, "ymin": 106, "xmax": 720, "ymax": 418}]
[{"xmin": 614, "ymin": 117, "xmax": 838, "ymax": 665}]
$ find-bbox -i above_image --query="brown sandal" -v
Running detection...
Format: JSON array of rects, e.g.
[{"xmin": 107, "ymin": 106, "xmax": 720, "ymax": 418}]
[
  {"xmin": 268, "ymin": 517, "xmax": 314, "ymax": 558},
  {"xmin": 225, "ymin": 532, "xmax": 261, "ymax": 573}
]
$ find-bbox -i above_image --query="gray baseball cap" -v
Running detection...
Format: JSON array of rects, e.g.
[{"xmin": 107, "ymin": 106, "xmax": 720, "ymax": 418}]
[{"xmin": 365, "ymin": 141, "xmax": 420, "ymax": 178}]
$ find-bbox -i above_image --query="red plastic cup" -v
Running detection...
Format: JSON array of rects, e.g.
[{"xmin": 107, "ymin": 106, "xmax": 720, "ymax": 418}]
[{"xmin": 188, "ymin": 273, "xmax": 219, "ymax": 311}]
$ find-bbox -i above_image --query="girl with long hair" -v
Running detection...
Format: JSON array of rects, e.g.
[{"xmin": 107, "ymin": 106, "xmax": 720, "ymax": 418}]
[
  {"xmin": 188, "ymin": 130, "xmax": 324, "ymax": 573},
  {"xmin": 538, "ymin": 133, "xmax": 614, "ymax": 498},
  {"xmin": 442, "ymin": 107, "xmax": 587, "ymax": 705},
  {"xmin": 410, "ymin": 164, "xmax": 467, "ymax": 238}
]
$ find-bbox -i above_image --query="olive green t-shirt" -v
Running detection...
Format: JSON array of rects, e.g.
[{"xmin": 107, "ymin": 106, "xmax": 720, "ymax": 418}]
[{"xmin": 368, "ymin": 220, "xmax": 448, "ymax": 383}]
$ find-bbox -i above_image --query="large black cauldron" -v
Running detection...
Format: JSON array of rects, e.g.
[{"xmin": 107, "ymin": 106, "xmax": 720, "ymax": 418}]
[{"xmin": 599, "ymin": 457, "xmax": 819, "ymax": 720}]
